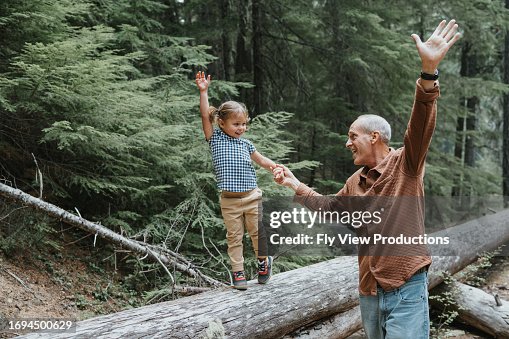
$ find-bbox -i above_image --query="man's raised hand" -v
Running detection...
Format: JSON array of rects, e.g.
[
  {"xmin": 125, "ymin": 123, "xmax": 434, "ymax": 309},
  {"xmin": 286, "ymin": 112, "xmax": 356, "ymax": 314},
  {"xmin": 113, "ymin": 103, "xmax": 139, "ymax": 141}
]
[{"xmin": 411, "ymin": 19, "xmax": 461, "ymax": 74}]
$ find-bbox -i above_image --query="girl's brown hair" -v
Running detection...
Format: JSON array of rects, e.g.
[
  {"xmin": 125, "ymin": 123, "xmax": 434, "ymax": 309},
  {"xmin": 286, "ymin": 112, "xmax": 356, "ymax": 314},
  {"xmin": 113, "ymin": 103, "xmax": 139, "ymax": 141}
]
[{"xmin": 208, "ymin": 101, "xmax": 249, "ymax": 124}]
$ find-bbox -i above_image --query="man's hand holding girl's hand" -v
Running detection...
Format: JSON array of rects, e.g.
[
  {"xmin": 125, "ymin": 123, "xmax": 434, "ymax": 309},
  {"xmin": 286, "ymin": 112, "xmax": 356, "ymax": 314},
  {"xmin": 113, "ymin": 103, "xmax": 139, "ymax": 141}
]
[
  {"xmin": 272, "ymin": 164, "xmax": 301, "ymax": 191},
  {"xmin": 271, "ymin": 165, "xmax": 285, "ymax": 184}
]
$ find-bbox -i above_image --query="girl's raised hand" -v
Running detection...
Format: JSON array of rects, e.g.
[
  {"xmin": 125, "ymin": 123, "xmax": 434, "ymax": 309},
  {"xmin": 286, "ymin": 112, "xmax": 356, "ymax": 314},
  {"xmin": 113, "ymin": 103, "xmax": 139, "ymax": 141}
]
[{"xmin": 195, "ymin": 71, "xmax": 211, "ymax": 92}]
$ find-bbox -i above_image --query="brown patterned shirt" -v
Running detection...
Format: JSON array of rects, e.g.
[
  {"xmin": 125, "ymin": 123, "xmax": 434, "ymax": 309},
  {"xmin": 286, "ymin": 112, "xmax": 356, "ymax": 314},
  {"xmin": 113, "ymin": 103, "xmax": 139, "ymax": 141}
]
[{"xmin": 295, "ymin": 79, "xmax": 438, "ymax": 295}]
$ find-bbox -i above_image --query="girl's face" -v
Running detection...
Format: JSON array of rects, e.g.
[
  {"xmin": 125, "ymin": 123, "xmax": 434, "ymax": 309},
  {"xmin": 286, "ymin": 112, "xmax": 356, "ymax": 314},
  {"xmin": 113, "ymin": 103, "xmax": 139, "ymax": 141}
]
[{"xmin": 219, "ymin": 113, "xmax": 248, "ymax": 138}]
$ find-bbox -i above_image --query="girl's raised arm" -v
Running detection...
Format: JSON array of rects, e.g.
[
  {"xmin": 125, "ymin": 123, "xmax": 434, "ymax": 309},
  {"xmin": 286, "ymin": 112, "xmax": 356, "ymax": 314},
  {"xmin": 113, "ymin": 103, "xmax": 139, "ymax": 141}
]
[{"xmin": 195, "ymin": 71, "xmax": 213, "ymax": 140}]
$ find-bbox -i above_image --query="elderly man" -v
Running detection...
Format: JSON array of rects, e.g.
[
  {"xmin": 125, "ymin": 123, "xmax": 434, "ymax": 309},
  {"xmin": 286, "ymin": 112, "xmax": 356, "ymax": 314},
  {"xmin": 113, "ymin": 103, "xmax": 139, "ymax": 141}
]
[{"xmin": 274, "ymin": 20, "xmax": 461, "ymax": 339}]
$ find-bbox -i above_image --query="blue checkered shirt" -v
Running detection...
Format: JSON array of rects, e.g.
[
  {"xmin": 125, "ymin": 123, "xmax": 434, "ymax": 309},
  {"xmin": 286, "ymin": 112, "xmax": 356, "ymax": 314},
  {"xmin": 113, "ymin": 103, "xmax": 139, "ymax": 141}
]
[{"xmin": 209, "ymin": 128, "xmax": 258, "ymax": 192}]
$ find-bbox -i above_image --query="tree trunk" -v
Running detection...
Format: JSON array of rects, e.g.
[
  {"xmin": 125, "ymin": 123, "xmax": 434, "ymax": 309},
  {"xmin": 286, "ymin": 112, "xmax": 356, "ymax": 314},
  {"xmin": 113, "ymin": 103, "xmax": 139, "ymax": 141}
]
[
  {"xmin": 17, "ymin": 209, "xmax": 509, "ymax": 339},
  {"xmin": 221, "ymin": 0, "xmax": 237, "ymax": 81},
  {"xmin": 19, "ymin": 257, "xmax": 362, "ymax": 339},
  {"xmin": 503, "ymin": 0, "xmax": 509, "ymax": 207},
  {"xmin": 453, "ymin": 41, "xmax": 478, "ymax": 197},
  {"xmin": 235, "ymin": 0, "xmax": 252, "ymax": 107},
  {"xmin": 308, "ymin": 126, "xmax": 316, "ymax": 187},
  {"xmin": 284, "ymin": 307, "xmax": 362, "ymax": 339},
  {"xmin": 431, "ymin": 281, "xmax": 509, "ymax": 337},
  {"xmin": 0, "ymin": 183, "xmax": 225, "ymax": 288},
  {"xmin": 252, "ymin": 0, "xmax": 263, "ymax": 117},
  {"xmin": 235, "ymin": 0, "xmax": 251, "ymax": 75}
]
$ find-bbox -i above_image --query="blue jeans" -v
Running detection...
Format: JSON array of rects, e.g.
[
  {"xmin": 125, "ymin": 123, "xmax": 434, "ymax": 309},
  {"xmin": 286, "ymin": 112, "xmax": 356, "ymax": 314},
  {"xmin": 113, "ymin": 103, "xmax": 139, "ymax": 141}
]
[{"xmin": 359, "ymin": 272, "xmax": 429, "ymax": 339}]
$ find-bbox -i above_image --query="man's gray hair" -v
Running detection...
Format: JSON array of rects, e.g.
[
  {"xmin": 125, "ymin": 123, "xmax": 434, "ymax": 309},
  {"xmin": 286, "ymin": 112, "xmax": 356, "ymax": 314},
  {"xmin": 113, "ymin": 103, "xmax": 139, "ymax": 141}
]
[{"xmin": 355, "ymin": 114, "xmax": 392, "ymax": 145}]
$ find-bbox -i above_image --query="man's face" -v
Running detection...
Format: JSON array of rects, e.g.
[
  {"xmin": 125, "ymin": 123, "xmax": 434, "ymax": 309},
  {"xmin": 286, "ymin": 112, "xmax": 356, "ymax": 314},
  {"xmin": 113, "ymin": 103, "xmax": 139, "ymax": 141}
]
[{"xmin": 345, "ymin": 120, "xmax": 375, "ymax": 167}]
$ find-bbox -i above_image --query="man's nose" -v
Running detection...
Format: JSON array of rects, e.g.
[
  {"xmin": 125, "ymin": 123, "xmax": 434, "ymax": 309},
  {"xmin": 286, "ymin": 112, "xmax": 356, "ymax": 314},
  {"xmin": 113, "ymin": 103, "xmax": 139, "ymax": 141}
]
[{"xmin": 346, "ymin": 139, "xmax": 352, "ymax": 148}]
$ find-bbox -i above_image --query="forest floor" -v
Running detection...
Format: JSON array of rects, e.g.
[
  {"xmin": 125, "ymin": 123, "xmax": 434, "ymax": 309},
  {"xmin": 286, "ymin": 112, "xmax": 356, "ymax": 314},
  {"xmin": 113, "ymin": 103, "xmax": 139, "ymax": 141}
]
[
  {"xmin": 0, "ymin": 232, "xmax": 145, "ymax": 338},
  {"xmin": 0, "ymin": 234, "xmax": 507, "ymax": 338}
]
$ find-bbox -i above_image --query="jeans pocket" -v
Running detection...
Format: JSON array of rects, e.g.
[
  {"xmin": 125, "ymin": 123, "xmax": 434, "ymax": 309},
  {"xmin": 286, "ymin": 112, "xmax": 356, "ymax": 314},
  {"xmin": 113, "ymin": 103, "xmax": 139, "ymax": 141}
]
[{"xmin": 398, "ymin": 280, "xmax": 425, "ymax": 304}]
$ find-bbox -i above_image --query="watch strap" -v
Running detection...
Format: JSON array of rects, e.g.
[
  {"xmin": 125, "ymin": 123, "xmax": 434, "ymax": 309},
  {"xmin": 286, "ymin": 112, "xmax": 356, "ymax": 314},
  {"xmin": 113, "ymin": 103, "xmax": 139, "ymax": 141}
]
[{"xmin": 420, "ymin": 69, "xmax": 439, "ymax": 81}]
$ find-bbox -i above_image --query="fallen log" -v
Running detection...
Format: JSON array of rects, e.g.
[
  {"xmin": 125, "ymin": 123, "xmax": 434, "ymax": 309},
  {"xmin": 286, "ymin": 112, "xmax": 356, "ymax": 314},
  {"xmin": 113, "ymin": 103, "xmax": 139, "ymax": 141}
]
[
  {"xmin": 17, "ymin": 209, "xmax": 509, "ymax": 339},
  {"xmin": 0, "ymin": 182, "xmax": 224, "ymax": 288},
  {"xmin": 431, "ymin": 281, "xmax": 509, "ymax": 337},
  {"xmin": 19, "ymin": 257, "xmax": 360, "ymax": 339},
  {"xmin": 283, "ymin": 307, "xmax": 362, "ymax": 339}
]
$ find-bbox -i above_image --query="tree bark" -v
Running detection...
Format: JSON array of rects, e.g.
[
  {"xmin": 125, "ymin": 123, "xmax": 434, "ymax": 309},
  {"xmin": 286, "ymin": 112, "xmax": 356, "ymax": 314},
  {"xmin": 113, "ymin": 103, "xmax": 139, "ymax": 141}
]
[
  {"xmin": 17, "ymin": 209, "xmax": 509, "ymax": 339},
  {"xmin": 453, "ymin": 41, "xmax": 478, "ymax": 197},
  {"xmin": 235, "ymin": 0, "xmax": 252, "ymax": 107},
  {"xmin": 431, "ymin": 281, "xmax": 509, "ymax": 337},
  {"xmin": 0, "ymin": 183, "xmax": 225, "ymax": 288},
  {"xmin": 503, "ymin": 0, "xmax": 509, "ymax": 206},
  {"xmin": 221, "ymin": 0, "xmax": 237, "ymax": 81},
  {"xmin": 284, "ymin": 306, "xmax": 362, "ymax": 339},
  {"xmin": 252, "ymin": 0, "xmax": 264, "ymax": 117},
  {"xmin": 308, "ymin": 126, "xmax": 316, "ymax": 188}
]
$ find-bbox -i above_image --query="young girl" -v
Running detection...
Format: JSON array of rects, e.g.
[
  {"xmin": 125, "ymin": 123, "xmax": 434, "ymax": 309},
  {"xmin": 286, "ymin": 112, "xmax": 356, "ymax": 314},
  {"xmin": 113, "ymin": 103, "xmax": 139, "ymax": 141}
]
[{"xmin": 196, "ymin": 71, "xmax": 274, "ymax": 290}]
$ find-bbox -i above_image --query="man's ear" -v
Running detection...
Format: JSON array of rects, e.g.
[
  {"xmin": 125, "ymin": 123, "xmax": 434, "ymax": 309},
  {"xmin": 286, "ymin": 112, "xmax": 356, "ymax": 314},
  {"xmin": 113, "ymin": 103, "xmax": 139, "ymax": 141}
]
[{"xmin": 371, "ymin": 131, "xmax": 380, "ymax": 144}]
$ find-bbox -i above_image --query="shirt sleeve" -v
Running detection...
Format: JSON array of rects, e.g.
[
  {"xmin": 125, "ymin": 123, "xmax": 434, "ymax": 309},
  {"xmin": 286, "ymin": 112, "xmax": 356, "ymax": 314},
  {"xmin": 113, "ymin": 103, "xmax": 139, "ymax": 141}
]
[
  {"xmin": 402, "ymin": 79, "xmax": 440, "ymax": 176},
  {"xmin": 245, "ymin": 139, "xmax": 256, "ymax": 154},
  {"xmin": 208, "ymin": 128, "xmax": 219, "ymax": 146}
]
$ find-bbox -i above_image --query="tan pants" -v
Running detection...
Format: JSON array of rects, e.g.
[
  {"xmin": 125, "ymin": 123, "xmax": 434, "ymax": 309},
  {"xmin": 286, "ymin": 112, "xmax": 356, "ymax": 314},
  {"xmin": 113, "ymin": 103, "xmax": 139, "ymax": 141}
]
[{"xmin": 220, "ymin": 188, "xmax": 267, "ymax": 272}]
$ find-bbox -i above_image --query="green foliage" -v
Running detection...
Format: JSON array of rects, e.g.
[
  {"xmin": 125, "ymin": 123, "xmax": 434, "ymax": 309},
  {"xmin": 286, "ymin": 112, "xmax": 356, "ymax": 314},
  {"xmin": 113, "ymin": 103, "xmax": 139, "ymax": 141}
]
[
  {"xmin": 0, "ymin": 199, "xmax": 59, "ymax": 255},
  {"xmin": 455, "ymin": 247, "xmax": 501, "ymax": 286},
  {"xmin": 92, "ymin": 283, "xmax": 111, "ymax": 301},
  {"xmin": 1, "ymin": 0, "xmax": 508, "ymax": 302},
  {"xmin": 430, "ymin": 248, "xmax": 501, "ymax": 338},
  {"xmin": 429, "ymin": 274, "xmax": 462, "ymax": 339}
]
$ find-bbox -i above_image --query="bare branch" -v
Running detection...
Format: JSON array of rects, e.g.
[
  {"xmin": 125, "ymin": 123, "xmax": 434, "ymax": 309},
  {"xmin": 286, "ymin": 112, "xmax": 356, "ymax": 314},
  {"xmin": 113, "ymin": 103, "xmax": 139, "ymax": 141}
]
[{"xmin": 31, "ymin": 153, "xmax": 43, "ymax": 199}]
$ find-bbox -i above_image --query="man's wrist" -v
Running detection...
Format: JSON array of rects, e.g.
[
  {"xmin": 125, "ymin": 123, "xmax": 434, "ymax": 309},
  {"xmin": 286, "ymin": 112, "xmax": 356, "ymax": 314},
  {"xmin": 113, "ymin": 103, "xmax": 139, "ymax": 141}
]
[
  {"xmin": 420, "ymin": 69, "xmax": 439, "ymax": 81},
  {"xmin": 421, "ymin": 68, "xmax": 436, "ymax": 74},
  {"xmin": 421, "ymin": 63, "xmax": 438, "ymax": 74}
]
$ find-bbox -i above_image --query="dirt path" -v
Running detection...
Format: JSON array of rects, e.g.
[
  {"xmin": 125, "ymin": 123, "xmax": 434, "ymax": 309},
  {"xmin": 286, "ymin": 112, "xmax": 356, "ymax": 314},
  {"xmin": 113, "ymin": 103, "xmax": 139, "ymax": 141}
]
[
  {"xmin": 481, "ymin": 256, "xmax": 509, "ymax": 302},
  {"xmin": 0, "ymin": 243, "xmax": 143, "ymax": 338},
  {"xmin": 0, "ymin": 254, "xmax": 75, "ymax": 337}
]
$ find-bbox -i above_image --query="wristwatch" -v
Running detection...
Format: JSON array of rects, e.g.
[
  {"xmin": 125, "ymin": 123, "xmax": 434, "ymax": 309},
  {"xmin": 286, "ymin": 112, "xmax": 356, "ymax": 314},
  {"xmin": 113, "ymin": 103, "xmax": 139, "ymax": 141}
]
[{"xmin": 420, "ymin": 69, "xmax": 439, "ymax": 81}]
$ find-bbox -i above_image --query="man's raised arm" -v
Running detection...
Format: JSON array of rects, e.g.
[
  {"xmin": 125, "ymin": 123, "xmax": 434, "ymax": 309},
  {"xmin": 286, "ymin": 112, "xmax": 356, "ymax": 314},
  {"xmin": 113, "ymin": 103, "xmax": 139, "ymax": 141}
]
[{"xmin": 403, "ymin": 20, "xmax": 461, "ymax": 175}]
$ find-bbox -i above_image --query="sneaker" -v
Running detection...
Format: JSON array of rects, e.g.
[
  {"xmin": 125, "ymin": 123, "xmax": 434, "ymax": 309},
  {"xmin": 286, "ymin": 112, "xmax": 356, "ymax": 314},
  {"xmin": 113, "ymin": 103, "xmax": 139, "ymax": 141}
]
[
  {"xmin": 232, "ymin": 271, "xmax": 247, "ymax": 290},
  {"xmin": 257, "ymin": 256, "xmax": 273, "ymax": 284}
]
